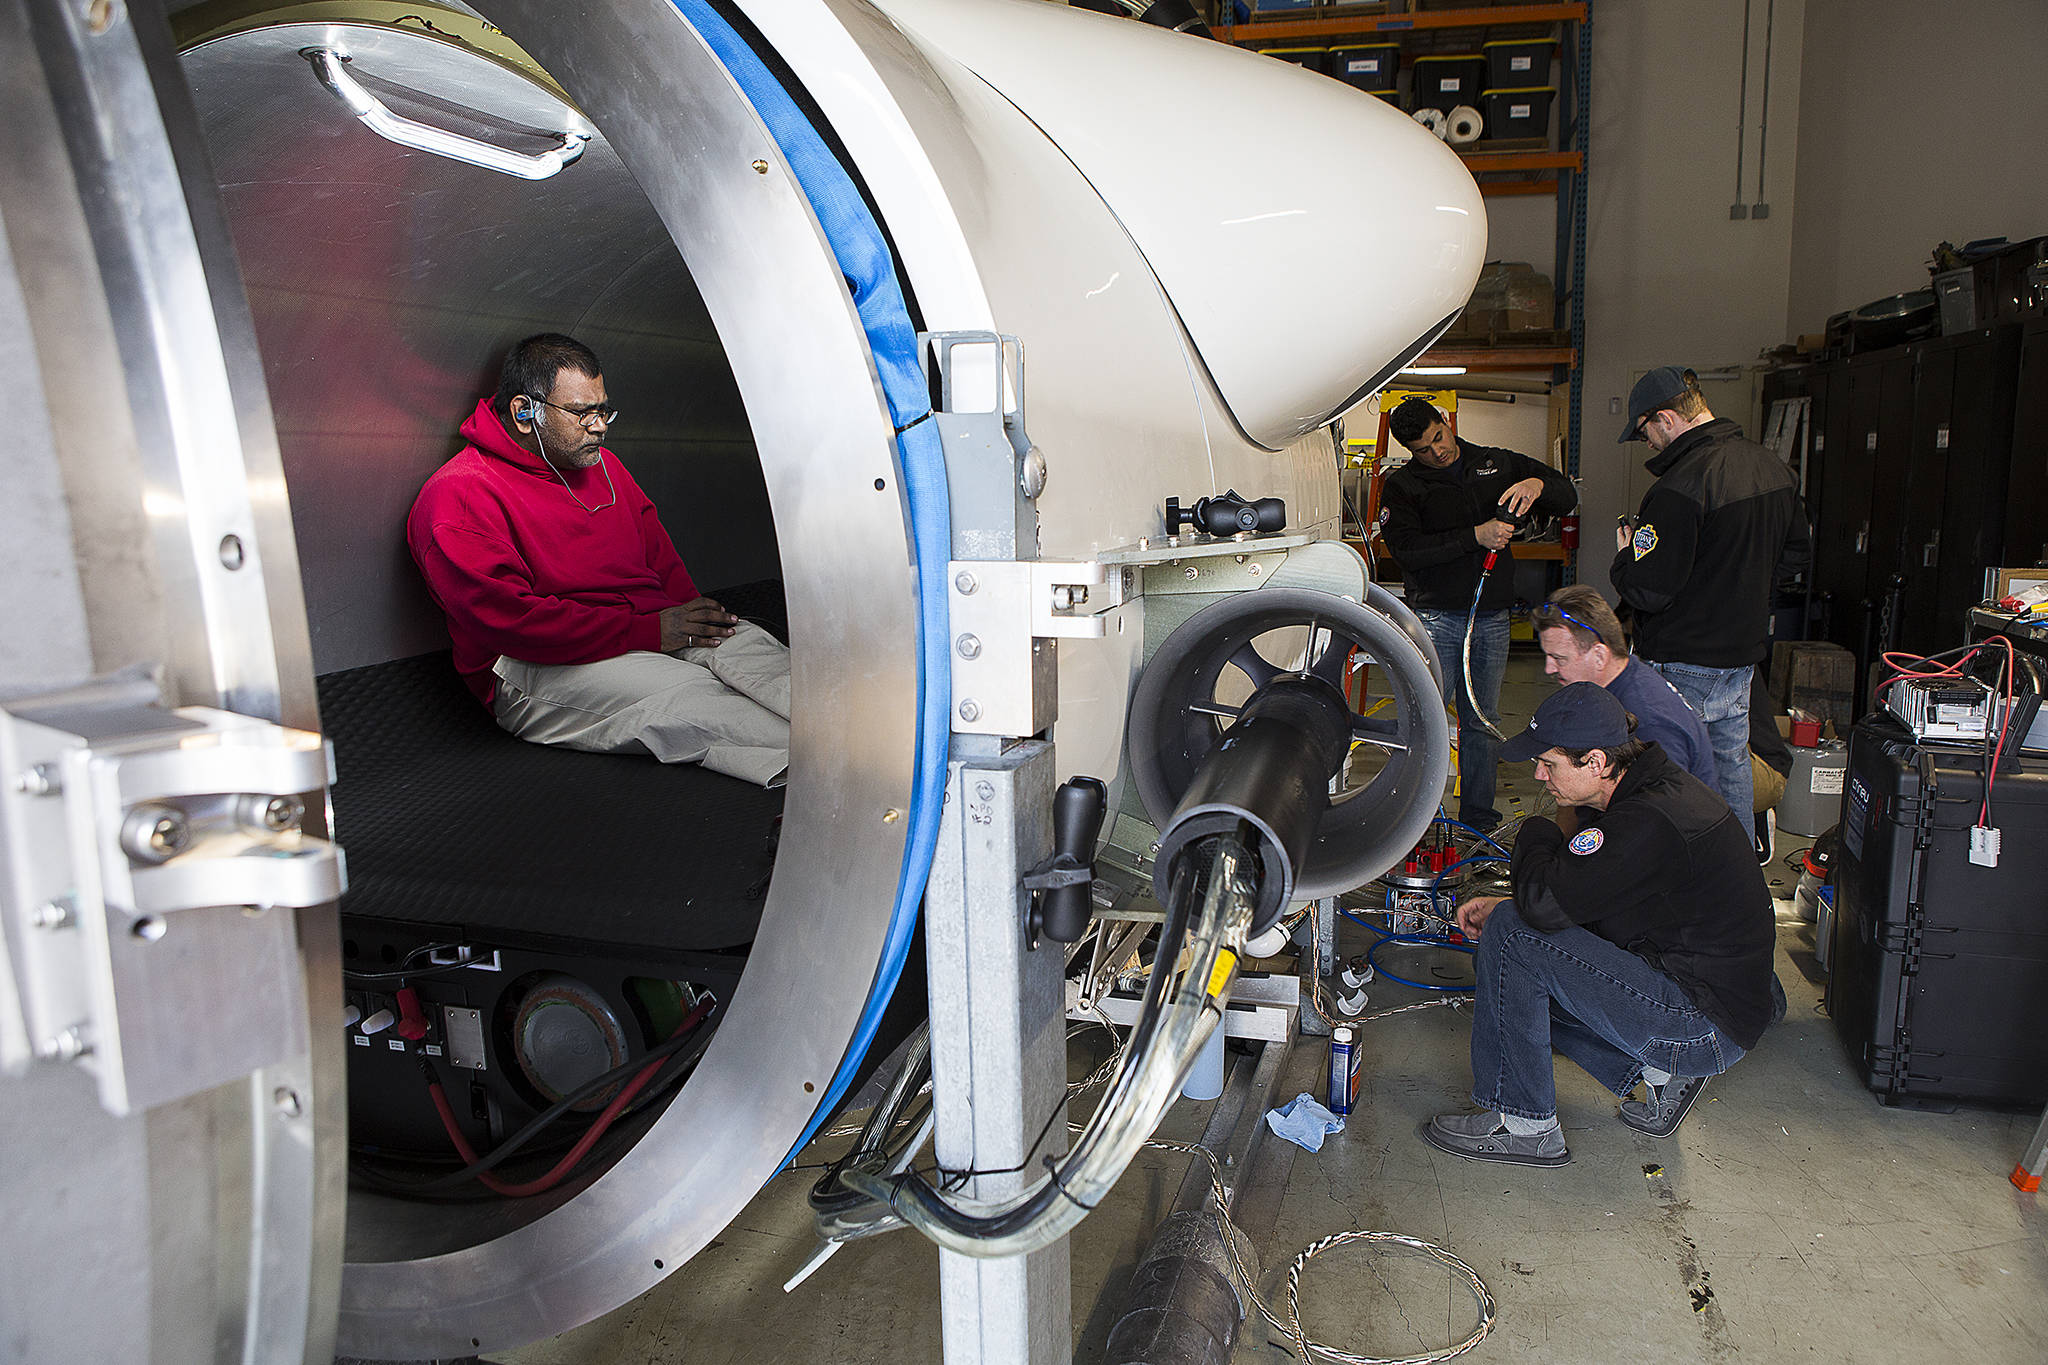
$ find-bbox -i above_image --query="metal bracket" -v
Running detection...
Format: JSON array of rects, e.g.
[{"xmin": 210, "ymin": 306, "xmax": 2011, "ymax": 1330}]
[
  {"xmin": 920, "ymin": 331, "xmax": 1044, "ymax": 563},
  {"xmin": 0, "ymin": 680, "xmax": 344, "ymax": 1114},
  {"xmin": 948, "ymin": 559, "xmax": 1124, "ymax": 737}
]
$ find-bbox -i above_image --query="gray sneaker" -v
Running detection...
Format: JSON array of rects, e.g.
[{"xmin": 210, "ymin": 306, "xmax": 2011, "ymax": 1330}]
[
  {"xmin": 1422, "ymin": 1110, "xmax": 1570, "ymax": 1166},
  {"xmin": 1618, "ymin": 1073, "xmax": 1709, "ymax": 1138}
]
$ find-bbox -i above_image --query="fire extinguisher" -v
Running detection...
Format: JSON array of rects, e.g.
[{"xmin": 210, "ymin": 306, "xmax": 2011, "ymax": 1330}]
[{"xmin": 1560, "ymin": 512, "xmax": 1580, "ymax": 552}]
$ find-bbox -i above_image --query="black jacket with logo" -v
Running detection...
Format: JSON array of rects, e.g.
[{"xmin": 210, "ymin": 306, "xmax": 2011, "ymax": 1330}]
[
  {"xmin": 1610, "ymin": 418, "xmax": 1813, "ymax": 668},
  {"xmin": 1509, "ymin": 744, "xmax": 1777, "ymax": 1049},
  {"xmin": 1380, "ymin": 439, "xmax": 1577, "ymax": 611}
]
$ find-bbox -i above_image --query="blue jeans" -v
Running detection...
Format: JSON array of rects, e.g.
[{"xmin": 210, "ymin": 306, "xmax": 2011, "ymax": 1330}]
[
  {"xmin": 1469, "ymin": 902, "xmax": 1745, "ymax": 1120},
  {"xmin": 1416, "ymin": 608, "xmax": 1508, "ymax": 829},
  {"xmin": 1644, "ymin": 660, "xmax": 1753, "ymax": 816}
]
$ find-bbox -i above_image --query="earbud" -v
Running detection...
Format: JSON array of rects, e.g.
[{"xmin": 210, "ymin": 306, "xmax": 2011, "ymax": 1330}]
[{"xmin": 515, "ymin": 397, "xmax": 541, "ymax": 423}]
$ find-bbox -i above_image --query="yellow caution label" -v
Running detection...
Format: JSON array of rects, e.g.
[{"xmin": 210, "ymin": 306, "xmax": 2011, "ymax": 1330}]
[{"xmin": 1206, "ymin": 949, "xmax": 1238, "ymax": 999}]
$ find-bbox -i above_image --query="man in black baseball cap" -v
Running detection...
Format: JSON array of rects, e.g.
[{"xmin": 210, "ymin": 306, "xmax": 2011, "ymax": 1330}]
[
  {"xmin": 1422, "ymin": 683, "xmax": 1776, "ymax": 1167},
  {"xmin": 1607, "ymin": 366, "xmax": 1811, "ymax": 834}
]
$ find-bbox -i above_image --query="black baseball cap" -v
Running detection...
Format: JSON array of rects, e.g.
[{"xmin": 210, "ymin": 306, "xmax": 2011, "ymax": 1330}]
[
  {"xmin": 1619, "ymin": 365, "xmax": 1694, "ymax": 442},
  {"xmin": 1500, "ymin": 683, "xmax": 1632, "ymax": 761}
]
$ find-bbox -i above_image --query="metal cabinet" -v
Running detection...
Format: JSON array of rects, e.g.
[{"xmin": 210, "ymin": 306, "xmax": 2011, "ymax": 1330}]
[{"xmin": 1792, "ymin": 322, "xmax": 2030, "ymax": 690}]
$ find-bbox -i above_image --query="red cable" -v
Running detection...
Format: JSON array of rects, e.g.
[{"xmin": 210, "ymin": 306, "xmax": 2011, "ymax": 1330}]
[
  {"xmin": 428, "ymin": 997, "xmax": 713, "ymax": 1198},
  {"xmin": 1979, "ymin": 635, "xmax": 2017, "ymax": 826}
]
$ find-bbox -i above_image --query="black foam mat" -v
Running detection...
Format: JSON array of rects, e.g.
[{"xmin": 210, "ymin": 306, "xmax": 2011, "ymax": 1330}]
[{"xmin": 317, "ymin": 626, "xmax": 784, "ymax": 954}]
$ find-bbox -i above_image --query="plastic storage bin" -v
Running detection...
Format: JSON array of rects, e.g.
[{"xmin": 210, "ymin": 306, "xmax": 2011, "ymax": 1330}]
[
  {"xmin": 1480, "ymin": 87, "xmax": 1555, "ymax": 142},
  {"xmin": 1328, "ymin": 44, "xmax": 1399, "ymax": 92},
  {"xmin": 1779, "ymin": 740, "xmax": 1848, "ymax": 836},
  {"xmin": 1252, "ymin": 0, "xmax": 1319, "ymax": 11},
  {"xmin": 1411, "ymin": 54, "xmax": 1486, "ymax": 111},
  {"xmin": 1257, "ymin": 46, "xmax": 1328, "ymax": 75},
  {"xmin": 1484, "ymin": 38, "xmax": 1555, "ymax": 88}
]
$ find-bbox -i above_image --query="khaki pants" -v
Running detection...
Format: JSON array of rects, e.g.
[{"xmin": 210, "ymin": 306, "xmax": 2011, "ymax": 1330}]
[{"xmin": 492, "ymin": 621, "xmax": 791, "ymax": 786}]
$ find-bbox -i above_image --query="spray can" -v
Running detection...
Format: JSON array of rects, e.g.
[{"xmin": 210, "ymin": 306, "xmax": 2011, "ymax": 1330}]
[{"xmin": 1327, "ymin": 1025, "xmax": 1360, "ymax": 1116}]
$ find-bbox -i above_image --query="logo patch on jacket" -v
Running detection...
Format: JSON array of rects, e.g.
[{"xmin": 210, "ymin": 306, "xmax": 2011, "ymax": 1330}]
[
  {"xmin": 1473, "ymin": 460, "xmax": 1500, "ymax": 476},
  {"xmin": 1631, "ymin": 524, "xmax": 1658, "ymax": 560},
  {"xmin": 1568, "ymin": 828, "xmax": 1604, "ymax": 855}
]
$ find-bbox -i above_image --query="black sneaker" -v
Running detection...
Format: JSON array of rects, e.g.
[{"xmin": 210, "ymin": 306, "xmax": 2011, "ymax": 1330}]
[{"xmin": 1618, "ymin": 1074, "xmax": 1709, "ymax": 1138}]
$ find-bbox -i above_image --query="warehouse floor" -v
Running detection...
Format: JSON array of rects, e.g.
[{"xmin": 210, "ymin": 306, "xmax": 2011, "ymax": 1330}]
[{"xmin": 498, "ymin": 651, "xmax": 2048, "ymax": 1365}]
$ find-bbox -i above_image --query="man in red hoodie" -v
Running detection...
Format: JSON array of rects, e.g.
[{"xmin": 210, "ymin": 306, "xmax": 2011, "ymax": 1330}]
[{"xmin": 408, "ymin": 334, "xmax": 791, "ymax": 786}]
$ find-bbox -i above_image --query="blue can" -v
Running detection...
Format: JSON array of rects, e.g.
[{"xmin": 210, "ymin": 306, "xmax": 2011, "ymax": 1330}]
[{"xmin": 1328, "ymin": 1025, "xmax": 1359, "ymax": 1115}]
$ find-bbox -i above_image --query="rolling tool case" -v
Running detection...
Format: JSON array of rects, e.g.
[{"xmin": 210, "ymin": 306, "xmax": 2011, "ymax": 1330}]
[{"xmin": 1827, "ymin": 714, "xmax": 2048, "ymax": 1107}]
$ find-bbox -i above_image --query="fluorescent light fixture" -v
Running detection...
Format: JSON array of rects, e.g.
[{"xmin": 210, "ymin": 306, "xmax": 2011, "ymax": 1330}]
[{"xmin": 1399, "ymin": 365, "xmax": 1468, "ymax": 376}]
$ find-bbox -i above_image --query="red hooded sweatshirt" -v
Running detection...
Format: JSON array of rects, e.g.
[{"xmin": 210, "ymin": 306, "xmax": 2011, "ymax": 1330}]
[{"xmin": 407, "ymin": 398, "xmax": 699, "ymax": 707}]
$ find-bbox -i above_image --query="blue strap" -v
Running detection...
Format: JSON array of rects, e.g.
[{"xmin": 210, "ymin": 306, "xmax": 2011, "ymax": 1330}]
[{"xmin": 672, "ymin": 1, "xmax": 948, "ymax": 1166}]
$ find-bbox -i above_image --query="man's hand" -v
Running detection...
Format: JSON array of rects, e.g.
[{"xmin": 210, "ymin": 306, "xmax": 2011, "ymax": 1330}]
[
  {"xmin": 659, "ymin": 597, "xmax": 739, "ymax": 652},
  {"xmin": 1616, "ymin": 522, "xmax": 1632, "ymax": 552},
  {"xmin": 1498, "ymin": 477, "xmax": 1546, "ymax": 518},
  {"xmin": 1474, "ymin": 519, "xmax": 1515, "ymax": 552},
  {"xmin": 1456, "ymin": 895, "xmax": 1506, "ymax": 939}
]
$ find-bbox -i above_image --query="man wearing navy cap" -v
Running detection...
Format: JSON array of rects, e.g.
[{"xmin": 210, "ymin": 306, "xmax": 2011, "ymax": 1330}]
[
  {"xmin": 1423, "ymin": 684, "xmax": 1776, "ymax": 1166},
  {"xmin": 1609, "ymin": 367, "xmax": 1810, "ymax": 826}
]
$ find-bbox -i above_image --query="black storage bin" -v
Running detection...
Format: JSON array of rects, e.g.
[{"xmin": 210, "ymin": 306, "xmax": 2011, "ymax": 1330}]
[
  {"xmin": 1483, "ymin": 38, "xmax": 1554, "ymax": 87},
  {"xmin": 1411, "ymin": 54, "xmax": 1486, "ymax": 110},
  {"xmin": 1329, "ymin": 43, "xmax": 1399, "ymax": 91},
  {"xmin": 1257, "ymin": 46, "xmax": 1328, "ymax": 76},
  {"xmin": 1480, "ymin": 87, "xmax": 1555, "ymax": 142},
  {"xmin": 1827, "ymin": 714, "xmax": 2048, "ymax": 1108}
]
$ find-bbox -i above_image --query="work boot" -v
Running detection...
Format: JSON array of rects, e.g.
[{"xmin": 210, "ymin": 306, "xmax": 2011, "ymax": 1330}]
[
  {"xmin": 1618, "ymin": 1074, "xmax": 1710, "ymax": 1138},
  {"xmin": 1422, "ymin": 1110, "xmax": 1570, "ymax": 1166}
]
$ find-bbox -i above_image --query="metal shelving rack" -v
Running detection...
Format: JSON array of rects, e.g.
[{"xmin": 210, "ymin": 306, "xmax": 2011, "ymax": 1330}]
[{"xmin": 1211, "ymin": 2, "xmax": 1591, "ymax": 573}]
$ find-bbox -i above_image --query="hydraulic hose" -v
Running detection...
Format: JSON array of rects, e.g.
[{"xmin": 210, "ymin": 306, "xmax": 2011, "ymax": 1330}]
[
  {"xmin": 838, "ymin": 830, "xmax": 1259, "ymax": 1259},
  {"xmin": 1461, "ymin": 547, "xmax": 1510, "ymax": 743}
]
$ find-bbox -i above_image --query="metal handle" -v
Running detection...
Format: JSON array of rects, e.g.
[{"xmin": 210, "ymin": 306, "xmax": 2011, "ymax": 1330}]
[{"xmin": 303, "ymin": 47, "xmax": 588, "ymax": 181}]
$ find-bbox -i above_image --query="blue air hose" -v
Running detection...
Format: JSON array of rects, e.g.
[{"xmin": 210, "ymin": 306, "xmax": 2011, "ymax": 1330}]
[{"xmin": 673, "ymin": 2, "xmax": 948, "ymax": 1166}]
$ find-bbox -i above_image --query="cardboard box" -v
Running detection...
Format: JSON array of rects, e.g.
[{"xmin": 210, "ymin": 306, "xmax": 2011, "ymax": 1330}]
[{"xmin": 1770, "ymin": 640, "xmax": 1856, "ymax": 735}]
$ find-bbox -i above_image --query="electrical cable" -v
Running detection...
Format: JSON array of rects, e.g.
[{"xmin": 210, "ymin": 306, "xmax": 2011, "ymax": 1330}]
[
  {"xmin": 1432, "ymin": 815, "xmax": 1508, "ymax": 856},
  {"xmin": 1870, "ymin": 636, "xmax": 2018, "ymax": 827},
  {"xmin": 838, "ymin": 831, "xmax": 1259, "ymax": 1256},
  {"xmin": 342, "ymin": 941, "xmax": 472, "ymax": 983},
  {"xmin": 1145, "ymin": 1004, "xmax": 1494, "ymax": 1365},
  {"xmin": 1341, "ymin": 910, "xmax": 1476, "ymax": 994},
  {"xmin": 377, "ymin": 1002, "xmax": 720, "ymax": 1195},
  {"xmin": 419, "ymin": 996, "xmax": 717, "ymax": 1198},
  {"xmin": 1458, "ymin": 553, "xmax": 1509, "ymax": 743}
]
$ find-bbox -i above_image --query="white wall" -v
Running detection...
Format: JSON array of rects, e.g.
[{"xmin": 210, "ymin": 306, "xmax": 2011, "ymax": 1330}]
[
  {"xmin": 1574, "ymin": 0, "xmax": 1805, "ymax": 598},
  {"xmin": 1786, "ymin": 0, "xmax": 2048, "ymax": 335}
]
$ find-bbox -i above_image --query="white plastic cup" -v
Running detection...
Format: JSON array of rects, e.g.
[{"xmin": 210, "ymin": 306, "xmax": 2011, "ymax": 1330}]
[{"xmin": 1180, "ymin": 1021, "xmax": 1226, "ymax": 1102}]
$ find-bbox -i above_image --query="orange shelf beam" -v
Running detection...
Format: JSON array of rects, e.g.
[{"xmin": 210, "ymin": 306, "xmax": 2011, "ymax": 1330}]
[
  {"xmin": 1510, "ymin": 541, "xmax": 1568, "ymax": 561},
  {"xmin": 1480, "ymin": 180, "xmax": 1562, "ymax": 197},
  {"xmin": 1420, "ymin": 346, "xmax": 1575, "ymax": 370},
  {"xmin": 1215, "ymin": 3, "xmax": 1586, "ymax": 43},
  {"xmin": 1459, "ymin": 149, "xmax": 1583, "ymax": 174}
]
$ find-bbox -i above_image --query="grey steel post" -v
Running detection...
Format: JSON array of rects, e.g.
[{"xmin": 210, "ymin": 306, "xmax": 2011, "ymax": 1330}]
[{"xmin": 925, "ymin": 739, "xmax": 1072, "ymax": 1365}]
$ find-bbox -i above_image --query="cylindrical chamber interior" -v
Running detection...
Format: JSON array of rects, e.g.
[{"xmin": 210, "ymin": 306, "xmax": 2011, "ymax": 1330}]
[
  {"xmin": 180, "ymin": 20, "xmax": 789, "ymax": 1257},
  {"xmin": 174, "ymin": 10, "xmax": 923, "ymax": 1311},
  {"xmin": 181, "ymin": 23, "xmax": 779, "ymax": 676}
]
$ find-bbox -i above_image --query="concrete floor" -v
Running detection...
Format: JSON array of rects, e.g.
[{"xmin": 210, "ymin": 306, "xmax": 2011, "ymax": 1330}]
[{"xmin": 499, "ymin": 646, "xmax": 2048, "ymax": 1365}]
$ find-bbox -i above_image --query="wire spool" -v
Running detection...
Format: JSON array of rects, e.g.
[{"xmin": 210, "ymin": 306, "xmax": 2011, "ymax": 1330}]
[
  {"xmin": 1443, "ymin": 105, "xmax": 1484, "ymax": 146},
  {"xmin": 1412, "ymin": 106, "xmax": 1446, "ymax": 138}
]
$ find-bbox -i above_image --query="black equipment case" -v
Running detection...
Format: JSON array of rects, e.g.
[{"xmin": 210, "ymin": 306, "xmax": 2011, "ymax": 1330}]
[{"xmin": 1827, "ymin": 714, "xmax": 2048, "ymax": 1107}]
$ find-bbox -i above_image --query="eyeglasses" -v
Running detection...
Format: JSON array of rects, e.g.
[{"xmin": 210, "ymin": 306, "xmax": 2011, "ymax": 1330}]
[
  {"xmin": 533, "ymin": 397, "xmax": 620, "ymax": 428},
  {"xmin": 1537, "ymin": 604, "xmax": 1602, "ymax": 640}
]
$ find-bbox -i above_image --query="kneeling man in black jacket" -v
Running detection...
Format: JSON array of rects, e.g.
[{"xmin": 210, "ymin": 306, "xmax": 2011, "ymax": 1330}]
[{"xmin": 1423, "ymin": 683, "xmax": 1776, "ymax": 1167}]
